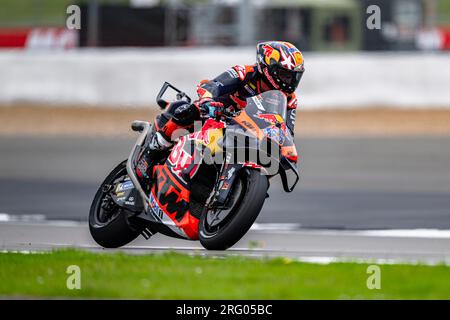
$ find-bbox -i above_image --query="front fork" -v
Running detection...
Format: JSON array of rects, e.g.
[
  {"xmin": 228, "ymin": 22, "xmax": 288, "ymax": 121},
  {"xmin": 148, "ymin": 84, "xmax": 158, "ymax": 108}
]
[{"xmin": 208, "ymin": 159, "xmax": 243, "ymax": 210}]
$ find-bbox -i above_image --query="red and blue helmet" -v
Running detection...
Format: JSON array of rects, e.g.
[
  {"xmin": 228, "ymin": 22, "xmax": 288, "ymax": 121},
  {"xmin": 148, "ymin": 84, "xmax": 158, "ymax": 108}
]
[{"xmin": 257, "ymin": 41, "xmax": 305, "ymax": 94}]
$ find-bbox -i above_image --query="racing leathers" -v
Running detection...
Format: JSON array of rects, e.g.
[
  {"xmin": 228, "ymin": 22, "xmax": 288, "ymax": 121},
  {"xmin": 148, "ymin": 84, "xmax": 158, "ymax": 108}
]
[{"xmin": 155, "ymin": 64, "xmax": 298, "ymax": 145}]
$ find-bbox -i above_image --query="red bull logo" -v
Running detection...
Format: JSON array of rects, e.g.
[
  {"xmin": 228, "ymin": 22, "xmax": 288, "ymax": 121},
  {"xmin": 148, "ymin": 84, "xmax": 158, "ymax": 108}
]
[
  {"xmin": 262, "ymin": 44, "xmax": 280, "ymax": 65},
  {"xmin": 256, "ymin": 113, "xmax": 286, "ymax": 132}
]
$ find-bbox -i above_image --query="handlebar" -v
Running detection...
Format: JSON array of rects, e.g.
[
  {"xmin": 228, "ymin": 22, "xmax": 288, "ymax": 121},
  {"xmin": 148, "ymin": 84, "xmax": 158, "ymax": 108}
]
[
  {"xmin": 156, "ymin": 81, "xmax": 237, "ymax": 122},
  {"xmin": 200, "ymin": 106, "xmax": 237, "ymax": 122},
  {"xmin": 156, "ymin": 81, "xmax": 192, "ymax": 110}
]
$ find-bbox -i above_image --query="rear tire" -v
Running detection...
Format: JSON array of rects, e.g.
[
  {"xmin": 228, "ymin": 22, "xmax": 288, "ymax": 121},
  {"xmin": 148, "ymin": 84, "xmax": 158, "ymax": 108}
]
[
  {"xmin": 199, "ymin": 169, "xmax": 268, "ymax": 250},
  {"xmin": 89, "ymin": 161, "xmax": 143, "ymax": 248}
]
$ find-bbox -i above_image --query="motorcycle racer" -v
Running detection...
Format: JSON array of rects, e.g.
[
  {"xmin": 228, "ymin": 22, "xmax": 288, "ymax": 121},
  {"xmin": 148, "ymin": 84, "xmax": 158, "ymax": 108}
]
[{"xmin": 136, "ymin": 41, "xmax": 305, "ymax": 181}]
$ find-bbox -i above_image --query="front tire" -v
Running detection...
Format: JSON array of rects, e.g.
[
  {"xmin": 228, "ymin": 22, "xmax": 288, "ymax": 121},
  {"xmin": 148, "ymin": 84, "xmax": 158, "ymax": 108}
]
[
  {"xmin": 199, "ymin": 169, "xmax": 268, "ymax": 250},
  {"xmin": 89, "ymin": 160, "xmax": 143, "ymax": 248}
]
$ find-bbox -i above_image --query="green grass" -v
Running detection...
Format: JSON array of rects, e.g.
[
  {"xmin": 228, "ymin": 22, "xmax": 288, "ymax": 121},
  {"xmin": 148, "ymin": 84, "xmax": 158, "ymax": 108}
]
[{"xmin": 0, "ymin": 250, "xmax": 449, "ymax": 299}]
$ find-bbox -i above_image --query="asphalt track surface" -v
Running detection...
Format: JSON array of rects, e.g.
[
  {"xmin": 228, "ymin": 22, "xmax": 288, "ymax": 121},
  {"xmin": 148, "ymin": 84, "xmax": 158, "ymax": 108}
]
[
  {"xmin": 2, "ymin": 222, "xmax": 450, "ymax": 264},
  {"xmin": 1, "ymin": 135, "xmax": 450, "ymax": 229}
]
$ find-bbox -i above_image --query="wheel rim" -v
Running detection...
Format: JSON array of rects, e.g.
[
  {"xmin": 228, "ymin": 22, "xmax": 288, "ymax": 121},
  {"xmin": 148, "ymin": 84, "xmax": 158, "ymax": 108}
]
[
  {"xmin": 93, "ymin": 168, "xmax": 128, "ymax": 227},
  {"xmin": 95, "ymin": 197, "xmax": 120, "ymax": 226}
]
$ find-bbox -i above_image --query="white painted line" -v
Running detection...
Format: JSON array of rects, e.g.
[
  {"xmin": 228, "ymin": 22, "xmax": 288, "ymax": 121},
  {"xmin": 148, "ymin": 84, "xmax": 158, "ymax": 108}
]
[
  {"xmin": 352, "ymin": 229, "xmax": 450, "ymax": 239},
  {"xmin": 251, "ymin": 223, "xmax": 302, "ymax": 231},
  {"xmin": 0, "ymin": 250, "xmax": 47, "ymax": 255},
  {"xmin": 269, "ymin": 227, "xmax": 450, "ymax": 239},
  {"xmin": 295, "ymin": 256, "xmax": 450, "ymax": 266},
  {"xmin": 2, "ymin": 217, "xmax": 450, "ymax": 239},
  {"xmin": 294, "ymin": 256, "xmax": 337, "ymax": 264},
  {"xmin": 0, "ymin": 213, "xmax": 85, "ymax": 227},
  {"xmin": 39, "ymin": 220, "xmax": 86, "ymax": 227},
  {"xmin": 0, "ymin": 213, "xmax": 46, "ymax": 222}
]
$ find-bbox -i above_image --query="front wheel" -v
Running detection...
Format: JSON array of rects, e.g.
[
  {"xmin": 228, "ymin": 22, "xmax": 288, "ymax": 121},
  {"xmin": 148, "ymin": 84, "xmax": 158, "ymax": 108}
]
[
  {"xmin": 199, "ymin": 168, "xmax": 269, "ymax": 250},
  {"xmin": 89, "ymin": 160, "xmax": 143, "ymax": 248}
]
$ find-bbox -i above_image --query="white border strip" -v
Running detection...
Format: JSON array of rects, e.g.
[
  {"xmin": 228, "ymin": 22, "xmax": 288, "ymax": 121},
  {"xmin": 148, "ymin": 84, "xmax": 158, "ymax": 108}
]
[
  {"xmin": 0, "ymin": 213, "xmax": 83, "ymax": 226},
  {"xmin": 354, "ymin": 229, "xmax": 450, "ymax": 239},
  {"xmin": 2, "ymin": 216, "xmax": 450, "ymax": 239},
  {"xmin": 0, "ymin": 213, "xmax": 46, "ymax": 222},
  {"xmin": 251, "ymin": 223, "xmax": 302, "ymax": 231}
]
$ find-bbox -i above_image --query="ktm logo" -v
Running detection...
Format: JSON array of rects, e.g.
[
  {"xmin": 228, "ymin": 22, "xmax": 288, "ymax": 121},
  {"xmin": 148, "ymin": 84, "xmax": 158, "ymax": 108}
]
[
  {"xmin": 241, "ymin": 120, "xmax": 256, "ymax": 131},
  {"xmin": 155, "ymin": 169, "xmax": 189, "ymax": 222}
]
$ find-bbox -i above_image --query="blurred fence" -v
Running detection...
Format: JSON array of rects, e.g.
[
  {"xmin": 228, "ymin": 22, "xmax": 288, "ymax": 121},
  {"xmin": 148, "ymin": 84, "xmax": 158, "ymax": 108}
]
[
  {"xmin": 2, "ymin": 0, "xmax": 450, "ymax": 50},
  {"xmin": 0, "ymin": 48, "xmax": 449, "ymax": 108}
]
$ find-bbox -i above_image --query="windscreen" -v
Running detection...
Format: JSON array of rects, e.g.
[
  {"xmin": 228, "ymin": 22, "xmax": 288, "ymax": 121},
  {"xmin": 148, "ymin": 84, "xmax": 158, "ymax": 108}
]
[{"xmin": 245, "ymin": 90, "xmax": 287, "ymax": 120}]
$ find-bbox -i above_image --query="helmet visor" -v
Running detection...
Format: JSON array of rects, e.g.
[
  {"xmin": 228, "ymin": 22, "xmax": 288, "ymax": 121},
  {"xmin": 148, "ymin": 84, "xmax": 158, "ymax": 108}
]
[{"xmin": 270, "ymin": 64, "xmax": 304, "ymax": 93}]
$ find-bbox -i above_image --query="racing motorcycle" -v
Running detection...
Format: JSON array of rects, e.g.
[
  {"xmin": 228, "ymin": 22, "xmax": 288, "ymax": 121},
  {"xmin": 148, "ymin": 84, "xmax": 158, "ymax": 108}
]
[{"xmin": 89, "ymin": 82, "xmax": 299, "ymax": 250}]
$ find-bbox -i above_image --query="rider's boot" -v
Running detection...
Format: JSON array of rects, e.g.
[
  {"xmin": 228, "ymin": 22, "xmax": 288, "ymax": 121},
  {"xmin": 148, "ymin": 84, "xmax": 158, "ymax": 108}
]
[
  {"xmin": 136, "ymin": 125, "xmax": 173, "ymax": 187},
  {"xmin": 136, "ymin": 102, "xmax": 196, "ymax": 187}
]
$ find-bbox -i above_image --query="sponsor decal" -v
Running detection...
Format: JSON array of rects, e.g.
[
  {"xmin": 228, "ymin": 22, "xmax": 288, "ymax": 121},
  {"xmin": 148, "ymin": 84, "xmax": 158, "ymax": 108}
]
[
  {"xmin": 0, "ymin": 28, "xmax": 78, "ymax": 49},
  {"xmin": 234, "ymin": 65, "xmax": 247, "ymax": 80},
  {"xmin": 226, "ymin": 167, "xmax": 236, "ymax": 180},
  {"xmin": 244, "ymin": 84, "xmax": 256, "ymax": 95},
  {"xmin": 252, "ymin": 96, "xmax": 265, "ymax": 111},
  {"xmin": 263, "ymin": 126, "xmax": 285, "ymax": 145},
  {"xmin": 168, "ymin": 136, "xmax": 192, "ymax": 176},
  {"xmin": 136, "ymin": 158, "xmax": 149, "ymax": 178},
  {"xmin": 242, "ymin": 120, "xmax": 256, "ymax": 131},
  {"xmin": 148, "ymin": 192, "xmax": 165, "ymax": 220},
  {"xmin": 289, "ymin": 109, "xmax": 296, "ymax": 127},
  {"xmin": 115, "ymin": 180, "xmax": 134, "ymax": 192},
  {"xmin": 257, "ymin": 113, "xmax": 287, "ymax": 144},
  {"xmin": 262, "ymin": 44, "xmax": 280, "ymax": 64},
  {"xmin": 227, "ymin": 68, "xmax": 239, "ymax": 78},
  {"xmin": 257, "ymin": 113, "xmax": 285, "ymax": 127},
  {"xmin": 263, "ymin": 67, "xmax": 280, "ymax": 89},
  {"xmin": 124, "ymin": 196, "xmax": 135, "ymax": 206}
]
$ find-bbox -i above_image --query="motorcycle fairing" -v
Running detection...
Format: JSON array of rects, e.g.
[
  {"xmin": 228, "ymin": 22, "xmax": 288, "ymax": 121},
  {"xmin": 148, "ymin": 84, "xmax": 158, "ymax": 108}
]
[
  {"xmin": 110, "ymin": 178, "xmax": 144, "ymax": 213},
  {"xmin": 167, "ymin": 119, "xmax": 225, "ymax": 182},
  {"xmin": 150, "ymin": 165, "xmax": 199, "ymax": 240},
  {"xmin": 148, "ymin": 119, "xmax": 230, "ymax": 240}
]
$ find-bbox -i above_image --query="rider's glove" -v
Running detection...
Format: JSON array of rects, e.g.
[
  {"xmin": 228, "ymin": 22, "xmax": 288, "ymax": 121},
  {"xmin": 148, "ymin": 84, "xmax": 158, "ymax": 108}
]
[{"xmin": 199, "ymin": 100, "xmax": 225, "ymax": 120}]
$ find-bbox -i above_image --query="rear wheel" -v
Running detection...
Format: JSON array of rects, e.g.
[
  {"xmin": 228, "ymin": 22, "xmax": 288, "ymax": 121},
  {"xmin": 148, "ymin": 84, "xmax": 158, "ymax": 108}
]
[
  {"xmin": 199, "ymin": 168, "xmax": 268, "ymax": 250},
  {"xmin": 89, "ymin": 160, "xmax": 143, "ymax": 248}
]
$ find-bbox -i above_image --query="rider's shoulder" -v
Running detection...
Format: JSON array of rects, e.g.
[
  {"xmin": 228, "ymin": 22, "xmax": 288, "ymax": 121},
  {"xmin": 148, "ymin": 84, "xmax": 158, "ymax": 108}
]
[{"xmin": 231, "ymin": 64, "xmax": 257, "ymax": 81}]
